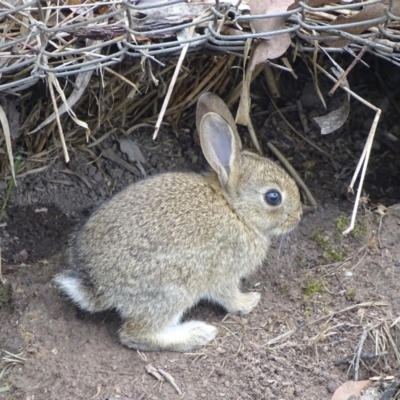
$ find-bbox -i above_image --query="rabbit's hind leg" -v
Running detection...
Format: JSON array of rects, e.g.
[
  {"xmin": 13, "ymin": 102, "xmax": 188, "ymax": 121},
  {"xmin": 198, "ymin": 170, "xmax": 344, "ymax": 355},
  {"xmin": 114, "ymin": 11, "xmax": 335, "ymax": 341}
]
[
  {"xmin": 54, "ymin": 270, "xmax": 107, "ymax": 313},
  {"xmin": 119, "ymin": 316, "xmax": 217, "ymax": 352}
]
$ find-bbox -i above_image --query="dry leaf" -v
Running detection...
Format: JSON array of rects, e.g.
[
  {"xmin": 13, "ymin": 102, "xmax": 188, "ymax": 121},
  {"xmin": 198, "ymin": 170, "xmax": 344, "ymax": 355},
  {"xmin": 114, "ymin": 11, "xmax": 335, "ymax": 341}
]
[
  {"xmin": 0, "ymin": 103, "xmax": 15, "ymax": 182},
  {"xmin": 314, "ymin": 102, "xmax": 350, "ymax": 134},
  {"xmin": 131, "ymin": 3, "xmax": 210, "ymax": 32},
  {"xmin": 288, "ymin": 0, "xmax": 338, "ymax": 9},
  {"xmin": 0, "ymin": 97, "xmax": 20, "ymax": 140},
  {"xmin": 249, "ymin": 0, "xmax": 293, "ymax": 69},
  {"xmin": 331, "ymin": 380, "xmax": 371, "ymax": 400},
  {"xmin": 327, "ymin": 1, "xmax": 400, "ymax": 47},
  {"xmin": 236, "ymin": 0, "xmax": 293, "ymax": 126},
  {"xmin": 313, "ymin": 67, "xmax": 350, "ymax": 135},
  {"xmin": 118, "ymin": 138, "xmax": 147, "ymax": 164},
  {"xmin": 29, "ymin": 71, "xmax": 92, "ymax": 135}
]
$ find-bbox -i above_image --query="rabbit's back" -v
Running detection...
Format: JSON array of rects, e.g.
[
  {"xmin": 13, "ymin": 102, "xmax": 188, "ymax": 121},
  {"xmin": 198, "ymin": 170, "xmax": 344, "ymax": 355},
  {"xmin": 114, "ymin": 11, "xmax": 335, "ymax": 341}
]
[{"xmin": 69, "ymin": 172, "xmax": 268, "ymax": 303}]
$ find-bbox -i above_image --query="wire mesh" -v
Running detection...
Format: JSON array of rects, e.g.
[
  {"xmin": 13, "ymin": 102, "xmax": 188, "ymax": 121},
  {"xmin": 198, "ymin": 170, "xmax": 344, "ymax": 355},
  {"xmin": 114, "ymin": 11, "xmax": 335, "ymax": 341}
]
[{"xmin": 0, "ymin": 0, "xmax": 399, "ymax": 92}]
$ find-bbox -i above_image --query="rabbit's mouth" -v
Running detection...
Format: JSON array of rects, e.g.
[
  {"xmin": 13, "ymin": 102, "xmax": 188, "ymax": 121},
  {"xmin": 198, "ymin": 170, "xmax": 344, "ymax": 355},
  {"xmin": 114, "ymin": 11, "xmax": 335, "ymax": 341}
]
[{"xmin": 282, "ymin": 213, "xmax": 302, "ymax": 234}]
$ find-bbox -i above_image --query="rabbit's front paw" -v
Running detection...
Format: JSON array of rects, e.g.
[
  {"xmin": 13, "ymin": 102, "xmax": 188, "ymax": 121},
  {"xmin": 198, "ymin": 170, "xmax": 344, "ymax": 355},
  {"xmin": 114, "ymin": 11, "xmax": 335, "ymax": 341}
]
[{"xmin": 231, "ymin": 292, "xmax": 261, "ymax": 315}]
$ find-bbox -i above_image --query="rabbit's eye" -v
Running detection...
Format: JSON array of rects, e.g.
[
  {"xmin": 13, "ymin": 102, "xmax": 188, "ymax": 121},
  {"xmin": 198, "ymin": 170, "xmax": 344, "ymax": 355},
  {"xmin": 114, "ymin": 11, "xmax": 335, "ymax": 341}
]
[{"xmin": 264, "ymin": 190, "xmax": 282, "ymax": 206}]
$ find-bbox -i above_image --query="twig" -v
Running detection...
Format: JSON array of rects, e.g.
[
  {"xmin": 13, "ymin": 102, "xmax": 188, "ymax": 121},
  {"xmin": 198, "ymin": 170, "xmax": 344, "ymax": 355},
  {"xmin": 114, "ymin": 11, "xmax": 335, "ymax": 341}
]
[
  {"xmin": 333, "ymin": 351, "xmax": 388, "ymax": 366},
  {"xmin": 88, "ymin": 385, "xmax": 101, "ymax": 400},
  {"xmin": 105, "ymin": 66, "xmax": 140, "ymax": 93},
  {"xmin": 153, "ymin": 20, "xmax": 199, "ymax": 140},
  {"xmin": 265, "ymin": 92, "xmax": 335, "ymax": 160},
  {"xmin": 247, "ymin": 117, "xmax": 263, "ymax": 155},
  {"xmin": 384, "ymin": 322, "xmax": 400, "ymax": 364},
  {"xmin": 296, "ymin": 100, "xmax": 310, "ymax": 134},
  {"xmin": 328, "ymin": 46, "xmax": 368, "ymax": 96},
  {"xmin": 48, "ymin": 73, "xmax": 70, "ymax": 163},
  {"xmin": 349, "ymin": 329, "xmax": 367, "ymax": 381},
  {"xmin": 263, "ymin": 64, "xmax": 280, "ymax": 98},
  {"xmin": 343, "ymin": 109, "xmax": 380, "ymax": 235},
  {"xmin": 267, "ymin": 142, "xmax": 317, "ymax": 208},
  {"xmin": 0, "ymin": 247, "xmax": 3, "ymax": 284},
  {"xmin": 101, "ymin": 148, "xmax": 140, "ymax": 176},
  {"xmin": 307, "ymin": 301, "xmax": 388, "ymax": 327},
  {"xmin": 311, "ymin": 59, "xmax": 382, "ymax": 235},
  {"xmin": 158, "ymin": 369, "xmax": 183, "ymax": 396},
  {"xmin": 0, "ymin": 104, "xmax": 15, "ymax": 182}
]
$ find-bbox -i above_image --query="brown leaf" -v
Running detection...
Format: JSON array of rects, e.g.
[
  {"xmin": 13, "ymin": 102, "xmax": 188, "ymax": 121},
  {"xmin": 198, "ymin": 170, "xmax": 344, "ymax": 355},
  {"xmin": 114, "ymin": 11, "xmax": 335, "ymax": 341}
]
[
  {"xmin": 288, "ymin": 0, "xmax": 339, "ymax": 10},
  {"xmin": 249, "ymin": 0, "xmax": 294, "ymax": 68},
  {"xmin": 331, "ymin": 380, "xmax": 371, "ymax": 400},
  {"xmin": 327, "ymin": 1, "xmax": 400, "ymax": 47},
  {"xmin": 97, "ymin": 5, "xmax": 109, "ymax": 15},
  {"xmin": 236, "ymin": 0, "xmax": 293, "ymax": 126},
  {"xmin": 288, "ymin": 0, "xmax": 341, "ymax": 11}
]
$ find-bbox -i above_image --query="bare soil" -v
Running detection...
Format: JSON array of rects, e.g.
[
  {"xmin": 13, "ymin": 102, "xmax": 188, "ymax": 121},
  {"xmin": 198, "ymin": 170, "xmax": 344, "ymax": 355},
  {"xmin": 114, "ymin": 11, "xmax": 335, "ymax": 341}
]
[{"xmin": 1, "ymin": 55, "xmax": 400, "ymax": 400}]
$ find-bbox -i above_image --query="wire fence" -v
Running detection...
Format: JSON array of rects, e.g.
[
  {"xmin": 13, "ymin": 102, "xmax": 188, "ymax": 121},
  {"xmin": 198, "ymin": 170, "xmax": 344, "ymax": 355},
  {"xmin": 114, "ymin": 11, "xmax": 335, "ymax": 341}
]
[{"xmin": 1, "ymin": 0, "xmax": 399, "ymax": 92}]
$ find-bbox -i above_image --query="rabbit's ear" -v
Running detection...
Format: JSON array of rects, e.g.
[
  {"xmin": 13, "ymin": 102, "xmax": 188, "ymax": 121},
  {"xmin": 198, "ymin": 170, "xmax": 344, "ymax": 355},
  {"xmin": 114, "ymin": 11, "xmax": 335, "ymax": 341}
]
[
  {"xmin": 199, "ymin": 112, "xmax": 242, "ymax": 186},
  {"xmin": 196, "ymin": 93, "xmax": 242, "ymax": 150}
]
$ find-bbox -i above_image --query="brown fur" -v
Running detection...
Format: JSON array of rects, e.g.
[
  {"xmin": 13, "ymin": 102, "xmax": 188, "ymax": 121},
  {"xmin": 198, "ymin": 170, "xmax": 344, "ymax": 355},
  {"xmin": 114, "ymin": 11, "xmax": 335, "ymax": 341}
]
[{"xmin": 54, "ymin": 93, "xmax": 302, "ymax": 352}]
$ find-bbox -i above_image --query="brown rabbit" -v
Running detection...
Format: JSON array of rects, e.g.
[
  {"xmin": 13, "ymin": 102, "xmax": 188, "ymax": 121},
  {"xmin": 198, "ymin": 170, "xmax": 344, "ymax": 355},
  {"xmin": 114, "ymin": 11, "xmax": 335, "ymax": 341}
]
[{"xmin": 54, "ymin": 93, "xmax": 302, "ymax": 352}]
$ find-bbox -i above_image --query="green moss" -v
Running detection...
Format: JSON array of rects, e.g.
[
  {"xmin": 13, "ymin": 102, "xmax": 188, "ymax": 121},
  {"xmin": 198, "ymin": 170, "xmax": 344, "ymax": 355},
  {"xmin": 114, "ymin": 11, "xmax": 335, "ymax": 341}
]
[
  {"xmin": 303, "ymin": 280, "xmax": 326, "ymax": 298},
  {"xmin": 323, "ymin": 250, "xmax": 347, "ymax": 262},
  {"xmin": 336, "ymin": 215, "xmax": 367, "ymax": 236},
  {"xmin": 352, "ymin": 223, "xmax": 367, "ymax": 236},
  {"xmin": 280, "ymin": 284, "xmax": 290, "ymax": 294},
  {"xmin": 304, "ymin": 304, "xmax": 312, "ymax": 317},
  {"xmin": 311, "ymin": 232, "xmax": 330, "ymax": 249},
  {"xmin": 336, "ymin": 215, "xmax": 349, "ymax": 232},
  {"xmin": 345, "ymin": 289, "xmax": 356, "ymax": 299}
]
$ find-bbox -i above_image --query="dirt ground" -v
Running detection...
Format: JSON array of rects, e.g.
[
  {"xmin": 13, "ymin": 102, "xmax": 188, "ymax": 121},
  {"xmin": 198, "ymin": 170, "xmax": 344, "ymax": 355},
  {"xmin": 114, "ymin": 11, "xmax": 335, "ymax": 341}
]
[{"xmin": 1, "ymin": 56, "xmax": 400, "ymax": 400}]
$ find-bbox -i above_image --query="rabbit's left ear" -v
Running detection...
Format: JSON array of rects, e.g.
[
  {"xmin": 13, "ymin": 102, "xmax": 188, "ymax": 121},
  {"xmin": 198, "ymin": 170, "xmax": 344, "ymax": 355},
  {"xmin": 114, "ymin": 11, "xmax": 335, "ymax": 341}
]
[
  {"xmin": 196, "ymin": 92, "xmax": 242, "ymax": 150},
  {"xmin": 199, "ymin": 112, "xmax": 242, "ymax": 187}
]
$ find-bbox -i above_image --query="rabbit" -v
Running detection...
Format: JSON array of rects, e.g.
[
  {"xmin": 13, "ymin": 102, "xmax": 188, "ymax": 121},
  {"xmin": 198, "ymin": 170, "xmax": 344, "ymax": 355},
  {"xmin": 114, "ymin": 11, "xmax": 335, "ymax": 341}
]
[{"xmin": 54, "ymin": 92, "xmax": 302, "ymax": 352}]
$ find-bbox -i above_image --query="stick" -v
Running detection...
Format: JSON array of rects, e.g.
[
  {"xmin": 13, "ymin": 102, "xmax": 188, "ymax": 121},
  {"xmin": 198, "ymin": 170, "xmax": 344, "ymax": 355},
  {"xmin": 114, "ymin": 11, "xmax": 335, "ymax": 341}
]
[
  {"xmin": 312, "ymin": 60, "xmax": 382, "ymax": 235},
  {"xmin": 0, "ymin": 247, "xmax": 3, "ymax": 284},
  {"xmin": 247, "ymin": 117, "xmax": 263, "ymax": 155},
  {"xmin": 343, "ymin": 109, "xmax": 380, "ymax": 235},
  {"xmin": 158, "ymin": 369, "xmax": 183, "ymax": 395},
  {"xmin": 267, "ymin": 142, "xmax": 317, "ymax": 208},
  {"xmin": 328, "ymin": 46, "xmax": 367, "ymax": 96},
  {"xmin": 153, "ymin": 20, "xmax": 199, "ymax": 140},
  {"xmin": 48, "ymin": 74, "xmax": 70, "ymax": 163},
  {"xmin": 350, "ymin": 329, "xmax": 367, "ymax": 381}
]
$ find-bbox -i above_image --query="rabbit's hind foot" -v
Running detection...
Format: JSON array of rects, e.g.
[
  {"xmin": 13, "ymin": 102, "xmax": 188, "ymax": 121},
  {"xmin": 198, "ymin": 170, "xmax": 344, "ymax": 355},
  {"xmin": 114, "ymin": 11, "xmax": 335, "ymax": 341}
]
[{"xmin": 119, "ymin": 319, "xmax": 217, "ymax": 352}]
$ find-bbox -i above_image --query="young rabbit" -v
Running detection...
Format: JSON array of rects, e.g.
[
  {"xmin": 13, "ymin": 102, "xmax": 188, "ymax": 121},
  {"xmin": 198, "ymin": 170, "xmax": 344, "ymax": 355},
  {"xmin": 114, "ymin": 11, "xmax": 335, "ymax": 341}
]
[{"xmin": 54, "ymin": 93, "xmax": 302, "ymax": 352}]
